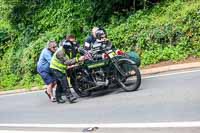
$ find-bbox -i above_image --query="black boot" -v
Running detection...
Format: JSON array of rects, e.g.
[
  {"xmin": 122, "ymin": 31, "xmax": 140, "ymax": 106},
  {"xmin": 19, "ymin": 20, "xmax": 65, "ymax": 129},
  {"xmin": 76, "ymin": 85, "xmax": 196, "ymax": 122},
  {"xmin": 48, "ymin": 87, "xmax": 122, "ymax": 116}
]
[
  {"xmin": 65, "ymin": 88, "xmax": 77, "ymax": 103},
  {"xmin": 56, "ymin": 96, "xmax": 66, "ymax": 104},
  {"xmin": 67, "ymin": 94, "xmax": 77, "ymax": 103}
]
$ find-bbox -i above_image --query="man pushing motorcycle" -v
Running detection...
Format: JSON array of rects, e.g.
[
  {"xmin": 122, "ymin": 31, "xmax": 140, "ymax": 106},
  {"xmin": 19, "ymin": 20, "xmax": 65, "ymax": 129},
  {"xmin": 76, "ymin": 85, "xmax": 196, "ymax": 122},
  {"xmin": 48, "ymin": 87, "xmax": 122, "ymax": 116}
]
[{"xmin": 50, "ymin": 35, "xmax": 85, "ymax": 104}]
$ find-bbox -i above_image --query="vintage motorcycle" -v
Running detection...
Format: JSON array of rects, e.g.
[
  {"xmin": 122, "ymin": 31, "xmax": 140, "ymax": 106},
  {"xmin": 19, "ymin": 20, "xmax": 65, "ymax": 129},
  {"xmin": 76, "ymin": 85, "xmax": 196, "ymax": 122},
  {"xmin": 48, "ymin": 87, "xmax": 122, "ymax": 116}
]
[{"xmin": 69, "ymin": 43, "xmax": 141, "ymax": 97}]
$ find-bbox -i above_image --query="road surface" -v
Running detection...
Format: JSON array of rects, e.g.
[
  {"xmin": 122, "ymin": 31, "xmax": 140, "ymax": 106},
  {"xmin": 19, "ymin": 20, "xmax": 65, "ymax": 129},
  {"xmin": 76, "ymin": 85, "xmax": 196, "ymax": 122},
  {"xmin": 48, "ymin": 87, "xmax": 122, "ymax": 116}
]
[{"xmin": 0, "ymin": 68, "xmax": 200, "ymax": 133}]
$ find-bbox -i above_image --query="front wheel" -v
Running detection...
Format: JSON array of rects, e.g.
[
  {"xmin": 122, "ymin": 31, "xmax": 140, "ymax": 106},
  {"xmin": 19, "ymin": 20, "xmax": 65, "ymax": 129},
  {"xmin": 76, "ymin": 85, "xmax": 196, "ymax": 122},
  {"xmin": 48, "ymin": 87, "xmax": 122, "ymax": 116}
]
[
  {"xmin": 72, "ymin": 69, "xmax": 92, "ymax": 97},
  {"xmin": 115, "ymin": 59, "xmax": 141, "ymax": 92}
]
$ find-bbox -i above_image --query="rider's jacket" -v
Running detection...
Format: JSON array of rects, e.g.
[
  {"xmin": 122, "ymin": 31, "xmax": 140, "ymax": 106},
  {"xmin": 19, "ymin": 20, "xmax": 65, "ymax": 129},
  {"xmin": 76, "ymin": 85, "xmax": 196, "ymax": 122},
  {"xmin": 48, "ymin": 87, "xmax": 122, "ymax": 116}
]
[
  {"xmin": 92, "ymin": 40, "xmax": 113, "ymax": 50},
  {"xmin": 50, "ymin": 46, "xmax": 78, "ymax": 74},
  {"xmin": 90, "ymin": 40, "xmax": 114, "ymax": 60},
  {"xmin": 84, "ymin": 34, "xmax": 96, "ymax": 51}
]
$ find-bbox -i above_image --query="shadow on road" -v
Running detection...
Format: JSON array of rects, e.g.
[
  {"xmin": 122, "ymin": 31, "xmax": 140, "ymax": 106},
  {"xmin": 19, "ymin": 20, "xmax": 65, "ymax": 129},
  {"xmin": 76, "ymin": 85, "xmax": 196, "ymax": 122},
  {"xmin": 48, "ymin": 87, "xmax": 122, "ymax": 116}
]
[{"xmin": 87, "ymin": 85, "xmax": 125, "ymax": 98}]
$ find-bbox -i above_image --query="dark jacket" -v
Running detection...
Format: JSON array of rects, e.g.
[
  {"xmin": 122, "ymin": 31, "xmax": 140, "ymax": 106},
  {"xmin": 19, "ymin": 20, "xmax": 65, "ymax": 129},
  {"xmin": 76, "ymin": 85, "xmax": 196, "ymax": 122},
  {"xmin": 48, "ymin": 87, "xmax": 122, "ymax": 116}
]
[{"xmin": 84, "ymin": 35, "xmax": 96, "ymax": 51}]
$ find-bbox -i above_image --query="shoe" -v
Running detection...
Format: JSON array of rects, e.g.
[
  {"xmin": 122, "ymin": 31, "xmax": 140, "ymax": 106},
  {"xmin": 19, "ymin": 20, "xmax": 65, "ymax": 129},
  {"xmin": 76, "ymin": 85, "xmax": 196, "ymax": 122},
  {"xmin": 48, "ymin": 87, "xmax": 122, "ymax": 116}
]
[
  {"xmin": 56, "ymin": 97, "xmax": 66, "ymax": 104},
  {"xmin": 66, "ymin": 95, "xmax": 77, "ymax": 103},
  {"xmin": 45, "ymin": 90, "xmax": 51, "ymax": 99},
  {"xmin": 51, "ymin": 97, "xmax": 56, "ymax": 102}
]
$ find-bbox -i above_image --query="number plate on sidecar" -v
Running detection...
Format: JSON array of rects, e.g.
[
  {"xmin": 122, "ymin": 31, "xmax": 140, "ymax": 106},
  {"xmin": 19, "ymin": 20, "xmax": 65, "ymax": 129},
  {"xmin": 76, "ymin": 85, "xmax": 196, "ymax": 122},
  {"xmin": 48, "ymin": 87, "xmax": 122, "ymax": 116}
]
[{"xmin": 108, "ymin": 52, "xmax": 115, "ymax": 58}]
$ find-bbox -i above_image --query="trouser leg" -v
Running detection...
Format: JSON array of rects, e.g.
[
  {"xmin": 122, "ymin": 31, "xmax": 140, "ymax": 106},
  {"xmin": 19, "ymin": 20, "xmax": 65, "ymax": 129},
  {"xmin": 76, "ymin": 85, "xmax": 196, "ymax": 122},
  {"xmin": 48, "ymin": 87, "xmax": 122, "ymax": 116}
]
[
  {"xmin": 59, "ymin": 74, "xmax": 77, "ymax": 103},
  {"xmin": 51, "ymin": 69, "xmax": 77, "ymax": 103},
  {"xmin": 58, "ymin": 73, "xmax": 71, "ymax": 97},
  {"xmin": 67, "ymin": 69, "xmax": 76, "ymax": 88},
  {"xmin": 51, "ymin": 69, "xmax": 67, "ymax": 103},
  {"xmin": 55, "ymin": 80, "xmax": 63, "ymax": 98}
]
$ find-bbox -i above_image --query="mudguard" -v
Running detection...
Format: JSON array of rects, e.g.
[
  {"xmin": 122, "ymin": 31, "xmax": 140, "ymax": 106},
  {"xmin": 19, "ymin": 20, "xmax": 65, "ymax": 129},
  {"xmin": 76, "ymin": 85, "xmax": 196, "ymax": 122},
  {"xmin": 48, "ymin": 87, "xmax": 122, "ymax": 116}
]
[{"xmin": 127, "ymin": 51, "xmax": 141, "ymax": 67}]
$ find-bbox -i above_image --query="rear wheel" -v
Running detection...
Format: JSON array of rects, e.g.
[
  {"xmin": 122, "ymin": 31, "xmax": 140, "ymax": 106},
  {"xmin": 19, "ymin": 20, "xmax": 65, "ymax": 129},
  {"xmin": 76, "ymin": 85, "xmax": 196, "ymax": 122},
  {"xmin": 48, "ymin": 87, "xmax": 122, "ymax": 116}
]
[{"xmin": 115, "ymin": 59, "xmax": 141, "ymax": 92}]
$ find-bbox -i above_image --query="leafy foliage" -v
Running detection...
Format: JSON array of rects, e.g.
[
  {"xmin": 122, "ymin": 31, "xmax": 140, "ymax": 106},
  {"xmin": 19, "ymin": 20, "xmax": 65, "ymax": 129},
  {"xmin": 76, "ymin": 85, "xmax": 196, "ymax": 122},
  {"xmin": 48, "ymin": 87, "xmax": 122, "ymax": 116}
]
[
  {"xmin": 108, "ymin": 0, "xmax": 200, "ymax": 65},
  {"xmin": 0, "ymin": 0, "xmax": 199, "ymax": 89}
]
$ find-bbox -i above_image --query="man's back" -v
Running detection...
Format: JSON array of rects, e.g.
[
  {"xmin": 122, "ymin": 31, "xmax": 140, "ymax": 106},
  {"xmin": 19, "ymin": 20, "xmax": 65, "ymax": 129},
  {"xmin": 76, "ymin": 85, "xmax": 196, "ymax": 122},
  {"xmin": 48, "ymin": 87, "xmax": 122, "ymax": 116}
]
[{"xmin": 37, "ymin": 48, "xmax": 52, "ymax": 73}]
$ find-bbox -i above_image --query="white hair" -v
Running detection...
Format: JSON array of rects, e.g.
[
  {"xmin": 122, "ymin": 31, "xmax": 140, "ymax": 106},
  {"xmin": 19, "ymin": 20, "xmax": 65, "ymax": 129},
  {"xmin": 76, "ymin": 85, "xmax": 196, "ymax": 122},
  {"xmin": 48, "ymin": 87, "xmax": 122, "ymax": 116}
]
[
  {"xmin": 92, "ymin": 27, "xmax": 99, "ymax": 34},
  {"xmin": 47, "ymin": 40, "xmax": 56, "ymax": 48}
]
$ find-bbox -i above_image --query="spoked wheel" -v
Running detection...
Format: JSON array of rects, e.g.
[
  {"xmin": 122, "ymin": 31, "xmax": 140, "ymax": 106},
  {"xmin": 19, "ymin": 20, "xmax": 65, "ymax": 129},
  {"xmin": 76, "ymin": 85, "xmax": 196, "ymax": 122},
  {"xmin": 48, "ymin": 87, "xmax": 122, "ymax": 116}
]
[
  {"xmin": 73, "ymin": 70, "xmax": 92, "ymax": 97},
  {"xmin": 115, "ymin": 59, "xmax": 141, "ymax": 92}
]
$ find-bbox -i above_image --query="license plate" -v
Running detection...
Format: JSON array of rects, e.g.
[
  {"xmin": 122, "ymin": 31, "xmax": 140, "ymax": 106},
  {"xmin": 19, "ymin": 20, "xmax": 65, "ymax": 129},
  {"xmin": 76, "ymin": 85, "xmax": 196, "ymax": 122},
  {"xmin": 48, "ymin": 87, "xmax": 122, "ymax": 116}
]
[{"xmin": 108, "ymin": 52, "xmax": 115, "ymax": 58}]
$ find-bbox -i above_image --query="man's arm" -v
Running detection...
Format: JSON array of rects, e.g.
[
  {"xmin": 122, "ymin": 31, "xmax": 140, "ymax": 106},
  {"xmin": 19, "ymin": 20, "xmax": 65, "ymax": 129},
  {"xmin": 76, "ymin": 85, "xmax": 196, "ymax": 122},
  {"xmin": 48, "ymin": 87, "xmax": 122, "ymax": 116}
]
[{"xmin": 56, "ymin": 50, "xmax": 77, "ymax": 66}]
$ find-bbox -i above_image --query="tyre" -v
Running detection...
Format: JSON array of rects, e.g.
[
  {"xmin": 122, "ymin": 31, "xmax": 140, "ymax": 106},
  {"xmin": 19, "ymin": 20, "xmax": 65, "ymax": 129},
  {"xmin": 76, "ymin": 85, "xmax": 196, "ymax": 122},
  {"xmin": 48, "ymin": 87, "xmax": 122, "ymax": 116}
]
[
  {"xmin": 116, "ymin": 59, "xmax": 141, "ymax": 92},
  {"xmin": 73, "ymin": 70, "xmax": 92, "ymax": 97}
]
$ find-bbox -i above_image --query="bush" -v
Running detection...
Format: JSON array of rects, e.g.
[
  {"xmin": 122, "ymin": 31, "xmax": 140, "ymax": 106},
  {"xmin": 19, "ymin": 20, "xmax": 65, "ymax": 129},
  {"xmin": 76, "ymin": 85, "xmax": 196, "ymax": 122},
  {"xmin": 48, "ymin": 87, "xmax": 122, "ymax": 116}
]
[
  {"xmin": 108, "ymin": 0, "xmax": 200, "ymax": 66},
  {"xmin": 141, "ymin": 45, "xmax": 188, "ymax": 66},
  {"xmin": 0, "ymin": 74, "xmax": 19, "ymax": 91},
  {"xmin": 0, "ymin": 0, "xmax": 199, "ymax": 89}
]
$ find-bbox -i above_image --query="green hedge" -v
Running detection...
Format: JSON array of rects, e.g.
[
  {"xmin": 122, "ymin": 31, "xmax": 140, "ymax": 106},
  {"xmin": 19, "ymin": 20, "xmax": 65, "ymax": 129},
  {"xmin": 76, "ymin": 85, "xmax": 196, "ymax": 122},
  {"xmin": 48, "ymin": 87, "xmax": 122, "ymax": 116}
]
[
  {"xmin": 107, "ymin": 0, "xmax": 200, "ymax": 65},
  {"xmin": 0, "ymin": 0, "xmax": 199, "ymax": 90}
]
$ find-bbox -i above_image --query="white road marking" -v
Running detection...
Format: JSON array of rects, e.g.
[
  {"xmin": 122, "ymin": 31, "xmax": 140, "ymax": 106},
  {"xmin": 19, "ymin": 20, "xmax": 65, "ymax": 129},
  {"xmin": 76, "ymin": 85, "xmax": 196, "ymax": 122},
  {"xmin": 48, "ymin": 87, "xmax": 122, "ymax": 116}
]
[
  {"xmin": 1, "ymin": 121, "xmax": 200, "ymax": 128},
  {"xmin": 0, "ymin": 131, "xmax": 81, "ymax": 133},
  {"xmin": 142, "ymin": 69, "xmax": 200, "ymax": 79}
]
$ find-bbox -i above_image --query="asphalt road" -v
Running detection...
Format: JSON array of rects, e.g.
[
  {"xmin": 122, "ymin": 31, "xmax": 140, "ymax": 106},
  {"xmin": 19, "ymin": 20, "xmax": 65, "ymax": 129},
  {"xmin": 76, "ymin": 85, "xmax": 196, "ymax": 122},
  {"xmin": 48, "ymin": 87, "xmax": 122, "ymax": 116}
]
[{"xmin": 0, "ymin": 68, "xmax": 200, "ymax": 133}]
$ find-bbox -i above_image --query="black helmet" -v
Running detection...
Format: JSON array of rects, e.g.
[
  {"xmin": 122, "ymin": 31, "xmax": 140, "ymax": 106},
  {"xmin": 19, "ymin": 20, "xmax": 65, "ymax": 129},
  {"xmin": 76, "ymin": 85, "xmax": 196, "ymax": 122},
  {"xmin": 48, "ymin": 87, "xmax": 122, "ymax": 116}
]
[
  {"xmin": 95, "ymin": 29, "xmax": 106, "ymax": 40},
  {"xmin": 63, "ymin": 41, "xmax": 72, "ymax": 52}
]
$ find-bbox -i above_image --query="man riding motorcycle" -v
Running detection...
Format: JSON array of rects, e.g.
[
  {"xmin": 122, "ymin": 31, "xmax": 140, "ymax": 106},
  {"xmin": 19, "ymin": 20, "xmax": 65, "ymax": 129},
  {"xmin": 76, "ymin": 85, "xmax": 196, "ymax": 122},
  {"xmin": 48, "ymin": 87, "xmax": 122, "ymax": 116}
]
[{"xmin": 84, "ymin": 27, "xmax": 141, "ymax": 67}]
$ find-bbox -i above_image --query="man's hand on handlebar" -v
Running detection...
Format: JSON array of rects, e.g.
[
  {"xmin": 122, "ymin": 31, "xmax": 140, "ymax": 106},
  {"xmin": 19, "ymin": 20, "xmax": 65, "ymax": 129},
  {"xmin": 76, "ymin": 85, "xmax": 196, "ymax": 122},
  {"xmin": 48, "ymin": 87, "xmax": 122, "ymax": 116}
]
[
  {"xmin": 67, "ymin": 64, "xmax": 79, "ymax": 69},
  {"xmin": 78, "ymin": 56, "xmax": 85, "ymax": 62}
]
